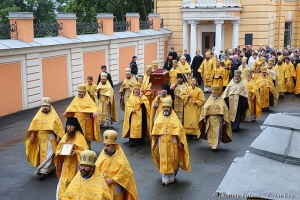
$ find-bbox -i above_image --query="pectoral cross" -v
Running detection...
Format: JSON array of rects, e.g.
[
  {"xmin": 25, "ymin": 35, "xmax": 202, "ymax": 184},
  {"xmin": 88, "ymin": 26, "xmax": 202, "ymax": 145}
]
[
  {"xmin": 164, "ymin": 129, "xmax": 168, "ymax": 135},
  {"xmin": 40, "ymin": 124, "xmax": 43, "ymax": 128}
]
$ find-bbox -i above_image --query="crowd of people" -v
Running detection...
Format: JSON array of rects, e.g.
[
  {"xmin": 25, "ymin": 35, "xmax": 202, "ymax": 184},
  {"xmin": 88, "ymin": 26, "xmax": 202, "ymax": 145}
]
[{"xmin": 24, "ymin": 44, "xmax": 300, "ymax": 199}]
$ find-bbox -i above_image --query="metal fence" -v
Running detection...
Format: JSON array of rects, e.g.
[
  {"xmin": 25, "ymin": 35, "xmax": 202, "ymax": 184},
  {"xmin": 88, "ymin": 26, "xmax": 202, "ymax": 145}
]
[
  {"xmin": 34, "ymin": 22, "xmax": 63, "ymax": 38},
  {"xmin": 0, "ymin": 21, "xmax": 18, "ymax": 40},
  {"xmin": 139, "ymin": 19, "xmax": 153, "ymax": 30},
  {"xmin": 113, "ymin": 20, "xmax": 131, "ymax": 32},
  {"xmin": 76, "ymin": 21, "xmax": 103, "ymax": 35}
]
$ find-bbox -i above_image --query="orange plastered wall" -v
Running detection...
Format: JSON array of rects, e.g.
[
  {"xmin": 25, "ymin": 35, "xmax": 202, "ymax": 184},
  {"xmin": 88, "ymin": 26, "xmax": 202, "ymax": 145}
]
[
  {"xmin": 144, "ymin": 43, "xmax": 158, "ymax": 70},
  {"xmin": 42, "ymin": 56, "xmax": 68, "ymax": 101},
  {"xmin": 0, "ymin": 62, "xmax": 22, "ymax": 116},
  {"xmin": 83, "ymin": 50, "xmax": 105, "ymax": 82},
  {"xmin": 119, "ymin": 46, "xmax": 135, "ymax": 81}
]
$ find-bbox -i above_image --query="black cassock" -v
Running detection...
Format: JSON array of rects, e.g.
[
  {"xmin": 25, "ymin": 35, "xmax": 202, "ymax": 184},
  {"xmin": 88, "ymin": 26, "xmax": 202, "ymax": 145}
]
[{"xmin": 191, "ymin": 55, "xmax": 204, "ymax": 84}]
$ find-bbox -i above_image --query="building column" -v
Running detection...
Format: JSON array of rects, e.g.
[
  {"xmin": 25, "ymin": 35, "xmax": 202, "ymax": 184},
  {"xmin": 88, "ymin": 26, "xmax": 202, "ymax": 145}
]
[
  {"xmin": 190, "ymin": 20, "xmax": 197, "ymax": 59},
  {"xmin": 182, "ymin": 20, "xmax": 189, "ymax": 54},
  {"xmin": 214, "ymin": 20, "xmax": 224, "ymax": 56},
  {"xmin": 231, "ymin": 20, "xmax": 240, "ymax": 49}
]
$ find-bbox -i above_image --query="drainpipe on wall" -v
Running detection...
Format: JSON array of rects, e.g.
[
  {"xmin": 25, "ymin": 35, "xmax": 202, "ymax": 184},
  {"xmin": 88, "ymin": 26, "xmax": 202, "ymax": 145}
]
[
  {"xmin": 277, "ymin": 0, "xmax": 283, "ymax": 49},
  {"xmin": 268, "ymin": 23, "xmax": 270, "ymax": 46}
]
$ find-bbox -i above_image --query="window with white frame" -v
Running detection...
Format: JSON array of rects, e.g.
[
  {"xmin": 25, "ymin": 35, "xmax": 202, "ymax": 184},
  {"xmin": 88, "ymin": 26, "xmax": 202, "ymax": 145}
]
[{"xmin": 284, "ymin": 22, "xmax": 292, "ymax": 48}]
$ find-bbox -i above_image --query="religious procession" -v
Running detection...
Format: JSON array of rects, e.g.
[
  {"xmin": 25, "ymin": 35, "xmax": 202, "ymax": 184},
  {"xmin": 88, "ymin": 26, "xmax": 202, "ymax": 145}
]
[{"xmin": 23, "ymin": 44, "xmax": 300, "ymax": 200}]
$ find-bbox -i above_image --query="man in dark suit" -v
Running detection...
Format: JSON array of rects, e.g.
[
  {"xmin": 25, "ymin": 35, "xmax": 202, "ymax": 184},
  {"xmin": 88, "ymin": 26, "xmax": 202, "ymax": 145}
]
[
  {"xmin": 168, "ymin": 47, "xmax": 178, "ymax": 61},
  {"xmin": 191, "ymin": 49, "xmax": 204, "ymax": 85},
  {"xmin": 97, "ymin": 65, "xmax": 113, "ymax": 88}
]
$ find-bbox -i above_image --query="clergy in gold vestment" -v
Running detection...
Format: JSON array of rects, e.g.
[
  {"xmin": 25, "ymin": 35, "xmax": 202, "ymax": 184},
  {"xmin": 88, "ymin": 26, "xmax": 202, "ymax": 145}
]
[
  {"xmin": 212, "ymin": 61, "xmax": 225, "ymax": 94},
  {"xmin": 267, "ymin": 58, "xmax": 279, "ymax": 97},
  {"xmin": 238, "ymin": 57, "xmax": 251, "ymax": 79},
  {"xmin": 150, "ymin": 84, "xmax": 172, "ymax": 131},
  {"xmin": 96, "ymin": 130, "xmax": 138, "ymax": 200},
  {"xmin": 295, "ymin": 63, "xmax": 300, "ymax": 95},
  {"xmin": 177, "ymin": 56, "xmax": 192, "ymax": 85},
  {"xmin": 63, "ymin": 84, "xmax": 100, "ymax": 149},
  {"xmin": 119, "ymin": 68, "xmax": 137, "ymax": 111},
  {"xmin": 56, "ymin": 117, "xmax": 88, "ymax": 200},
  {"xmin": 199, "ymin": 85, "xmax": 232, "ymax": 150},
  {"xmin": 62, "ymin": 150, "xmax": 112, "ymax": 200},
  {"xmin": 170, "ymin": 73, "xmax": 188, "ymax": 124},
  {"xmin": 151, "ymin": 98, "xmax": 191, "ymax": 185},
  {"xmin": 152, "ymin": 60, "xmax": 161, "ymax": 71},
  {"xmin": 85, "ymin": 76, "xmax": 97, "ymax": 102},
  {"xmin": 222, "ymin": 55, "xmax": 232, "ymax": 89},
  {"xmin": 169, "ymin": 60, "xmax": 181, "ymax": 85},
  {"xmin": 199, "ymin": 51, "xmax": 216, "ymax": 92},
  {"xmin": 252, "ymin": 55, "xmax": 266, "ymax": 72},
  {"xmin": 285, "ymin": 57, "xmax": 296, "ymax": 93},
  {"xmin": 274, "ymin": 56, "xmax": 288, "ymax": 98},
  {"xmin": 122, "ymin": 82, "xmax": 150, "ymax": 147},
  {"xmin": 243, "ymin": 70, "xmax": 262, "ymax": 121},
  {"xmin": 25, "ymin": 97, "xmax": 64, "ymax": 180},
  {"xmin": 222, "ymin": 70, "xmax": 249, "ymax": 132},
  {"xmin": 252, "ymin": 62, "xmax": 262, "ymax": 81},
  {"xmin": 256, "ymin": 67, "xmax": 278, "ymax": 111},
  {"xmin": 141, "ymin": 65, "xmax": 155, "ymax": 105},
  {"xmin": 181, "ymin": 78, "xmax": 205, "ymax": 138},
  {"xmin": 96, "ymin": 73, "xmax": 118, "ymax": 128}
]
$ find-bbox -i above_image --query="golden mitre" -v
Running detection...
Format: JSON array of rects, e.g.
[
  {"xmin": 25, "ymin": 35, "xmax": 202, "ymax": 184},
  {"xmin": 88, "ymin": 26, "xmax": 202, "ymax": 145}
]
[
  {"xmin": 211, "ymin": 84, "xmax": 220, "ymax": 94},
  {"xmin": 256, "ymin": 62, "xmax": 262, "ymax": 67},
  {"xmin": 162, "ymin": 98, "xmax": 173, "ymax": 107},
  {"xmin": 234, "ymin": 70, "xmax": 242, "ymax": 76},
  {"xmin": 268, "ymin": 58, "xmax": 274, "ymax": 63},
  {"xmin": 101, "ymin": 72, "xmax": 108, "ymax": 80},
  {"xmin": 261, "ymin": 66, "xmax": 267, "ymax": 73},
  {"xmin": 133, "ymin": 82, "xmax": 142, "ymax": 89},
  {"xmin": 242, "ymin": 57, "xmax": 247, "ymax": 62},
  {"xmin": 180, "ymin": 56, "xmax": 186, "ymax": 61},
  {"xmin": 125, "ymin": 68, "xmax": 131, "ymax": 75},
  {"xmin": 205, "ymin": 51, "xmax": 211, "ymax": 56},
  {"xmin": 245, "ymin": 69, "xmax": 252, "ymax": 76},
  {"xmin": 80, "ymin": 150, "xmax": 97, "ymax": 166},
  {"xmin": 278, "ymin": 56, "xmax": 283, "ymax": 61},
  {"xmin": 152, "ymin": 60, "xmax": 158, "ymax": 66},
  {"xmin": 77, "ymin": 84, "xmax": 86, "ymax": 92},
  {"xmin": 103, "ymin": 130, "xmax": 118, "ymax": 144},
  {"xmin": 260, "ymin": 57, "xmax": 266, "ymax": 62},
  {"xmin": 41, "ymin": 97, "xmax": 51, "ymax": 106},
  {"xmin": 146, "ymin": 65, "xmax": 152, "ymax": 71}
]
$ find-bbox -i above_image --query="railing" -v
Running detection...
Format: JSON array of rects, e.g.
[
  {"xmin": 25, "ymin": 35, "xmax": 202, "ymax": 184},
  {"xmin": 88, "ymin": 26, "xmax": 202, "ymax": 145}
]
[
  {"xmin": 34, "ymin": 22, "xmax": 63, "ymax": 38},
  {"xmin": 0, "ymin": 21, "xmax": 18, "ymax": 39},
  {"xmin": 160, "ymin": 18, "xmax": 164, "ymax": 28},
  {"xmin": 139, "ymin": 19, "xmax": 153, "ymax": 30},
  {"xmin": 113, "ymin": 20, "xmax": 131, "ymax": 32},
  {"xmin": 222, "ymin": 0, "xmax": 240, "ymax": 7},
  {"xmin": 196, "ymin": 0, "xmax": 216, "ymax": 7},
  {"xmin": 181, "ymin": 0, "xmax": 241, "ymax": 8},
  {"xmin": 76, "ymin": 21, "xmax": 103, "ymax": 35}
]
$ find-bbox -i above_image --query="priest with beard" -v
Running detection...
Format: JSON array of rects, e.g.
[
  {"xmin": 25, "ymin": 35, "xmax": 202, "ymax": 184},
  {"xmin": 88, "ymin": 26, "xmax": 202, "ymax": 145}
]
[
  {"xmin": 122, "ymin": 82, "xmax": 150, "ymax": 147},
  {"xmin": 191, "ymin": 50, "xmax": 204, "ymax": 85},
  {"xmin": 62, "ymin": 150, "xmax": 112, "ymax": 200},
  {"xmin": 96, "ymin": 130, "xmax": 138, "ymax": 199},
  {"xmin": 199, "ymin": 85, "xmax": 232, "ymax": 150},
  {"xmin": 56, "ymin": 117, "xmax": 88, "ymax": 200},
  {"xmin": 256, "ymin": 66, "xmax": 278, "ymax": 111},
  {"xmin": 150, "ymin": 84, "xmax": 172, "ymax": 131},
  {"xmin": 274, "ymin": 56, "xmax": 288, "ymax": 98},
  {"xmin": 222, "ymin": 70, "xmax": 249, "ymax": 132},
  {"xmin": 151, "ymin": 98, "xmax": 191, "ymax": 186}
]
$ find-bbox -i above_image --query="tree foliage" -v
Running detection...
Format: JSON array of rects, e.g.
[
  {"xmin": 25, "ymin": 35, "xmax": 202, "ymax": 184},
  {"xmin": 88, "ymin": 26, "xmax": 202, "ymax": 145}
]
[
  {"xmin": 0, "ymin": 0, "xmax": 56, "ymax": 24},
  {"xmin": 61, "ymin": 0, "xmax": 154, "ymax": 22},
  {"xmin": 0, "ymin": 0, "xmax": 154, "ymax": 24}
]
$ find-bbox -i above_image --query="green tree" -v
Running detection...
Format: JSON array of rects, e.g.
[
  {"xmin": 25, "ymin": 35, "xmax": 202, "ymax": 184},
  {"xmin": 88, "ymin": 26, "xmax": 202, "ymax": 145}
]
[{"xmin": 0, "ymin": 0, "xmax": 21, "ymax": 24}]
